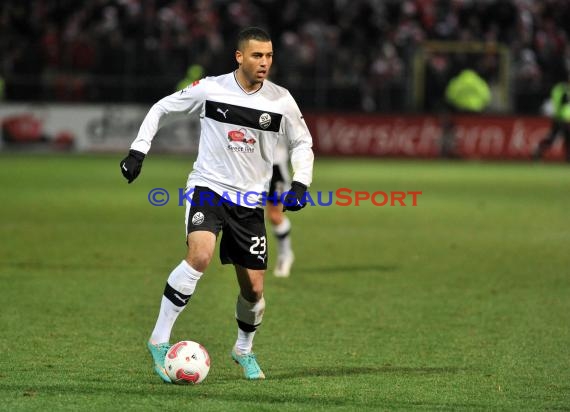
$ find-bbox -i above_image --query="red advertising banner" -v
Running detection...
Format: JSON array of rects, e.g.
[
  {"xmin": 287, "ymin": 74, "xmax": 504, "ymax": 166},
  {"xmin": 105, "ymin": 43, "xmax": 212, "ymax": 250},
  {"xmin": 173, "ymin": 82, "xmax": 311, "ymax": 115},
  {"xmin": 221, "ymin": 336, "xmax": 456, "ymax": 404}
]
[
  {"xmin": 304, "ymin": 114, "xmax": 564, "ymax": 160},
  {"xmin": 0, "ymin": 105, "xmax": 564, "ymax": 160}
]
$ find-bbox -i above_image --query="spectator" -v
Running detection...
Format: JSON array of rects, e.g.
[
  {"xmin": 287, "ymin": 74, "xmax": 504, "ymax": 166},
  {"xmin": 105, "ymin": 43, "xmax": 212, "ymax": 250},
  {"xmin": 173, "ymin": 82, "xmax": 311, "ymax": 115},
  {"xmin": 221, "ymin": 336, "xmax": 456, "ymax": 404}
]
[
  {"xmin": 0, "ymin": 0, "xmax": 568, "ymax": 113},
  {"xmin": 532, "ymin": 77, "xmax": 570, "ymax": 161},
  {"xmin": 440, "ymin": 68, "xmax": 491, "ymax": 158}
]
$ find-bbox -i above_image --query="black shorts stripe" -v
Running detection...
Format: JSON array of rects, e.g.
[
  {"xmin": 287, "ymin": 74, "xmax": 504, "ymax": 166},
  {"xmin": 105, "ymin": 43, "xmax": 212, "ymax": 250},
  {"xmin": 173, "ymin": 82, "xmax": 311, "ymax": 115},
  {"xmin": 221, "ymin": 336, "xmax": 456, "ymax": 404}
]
[{"xmin": 205, "ymin": 100, "xmax": 282, "ymax": 132}]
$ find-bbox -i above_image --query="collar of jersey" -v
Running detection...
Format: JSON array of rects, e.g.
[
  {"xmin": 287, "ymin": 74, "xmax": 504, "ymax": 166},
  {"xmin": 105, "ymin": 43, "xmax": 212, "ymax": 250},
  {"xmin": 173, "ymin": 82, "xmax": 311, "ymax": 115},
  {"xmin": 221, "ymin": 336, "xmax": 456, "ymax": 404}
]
[{"xmin": 233, "ymin": 70, "xmax": 264, "ymax": 95}]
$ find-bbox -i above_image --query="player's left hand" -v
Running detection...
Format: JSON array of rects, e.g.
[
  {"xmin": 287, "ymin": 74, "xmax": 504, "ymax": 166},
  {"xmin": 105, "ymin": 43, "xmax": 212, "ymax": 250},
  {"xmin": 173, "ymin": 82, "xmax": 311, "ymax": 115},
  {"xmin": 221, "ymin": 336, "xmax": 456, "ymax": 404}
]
[
  {"xmin": 283, "ymin": 181, "xmax": 308, "ymax": 212},
  {"xmin": 120, "ymin": 149, "xmax": 145, "ymax": 183}
]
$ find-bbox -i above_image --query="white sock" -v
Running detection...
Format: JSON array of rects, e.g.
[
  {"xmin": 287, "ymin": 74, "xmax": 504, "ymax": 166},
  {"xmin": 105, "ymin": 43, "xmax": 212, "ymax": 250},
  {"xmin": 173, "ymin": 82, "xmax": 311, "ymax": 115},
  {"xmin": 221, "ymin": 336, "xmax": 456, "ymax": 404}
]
[
  {"xmin": 150, "ymin": 296, "xmax": 184, "ymax": 345},
  {"xmin": 150, "ymin": 260, "xmax": 203, "ymax": 344},
  {"xmin": 235, "ymin": 328, "xmax": 256, "ymax": 354},
  {"xmin": 234, "ymin": 295, "xmax": 266, "ymax": 354},
  {"xmin": 273, "ymin": 216, "xmax": 292, "ymax": 257}
]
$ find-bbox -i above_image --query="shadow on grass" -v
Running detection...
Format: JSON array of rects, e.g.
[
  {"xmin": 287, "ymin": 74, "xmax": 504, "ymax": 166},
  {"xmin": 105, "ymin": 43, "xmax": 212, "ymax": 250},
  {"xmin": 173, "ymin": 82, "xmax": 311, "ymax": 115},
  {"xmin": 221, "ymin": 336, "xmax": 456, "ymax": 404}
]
[
  {"xmin": 299, "ymin": 264, "xmax": 398, "ymax": 274},
  {"xmin": 267, "ymin": 364, "xmax": 466, "ymax": 380},
  {"xmin": 1, "ymin": 385, "xmax": 480, "ymax": 411},
  {"xmin": 4, "ymin": 260, "xmax": 127, "ymax": 271},
  {"xmin": 0, "ymin": 365, "xmax": 493, "ymax": 410},
  {"xmin": 1, "ymin": 365, "xmax": 466, "ymax": 394}
]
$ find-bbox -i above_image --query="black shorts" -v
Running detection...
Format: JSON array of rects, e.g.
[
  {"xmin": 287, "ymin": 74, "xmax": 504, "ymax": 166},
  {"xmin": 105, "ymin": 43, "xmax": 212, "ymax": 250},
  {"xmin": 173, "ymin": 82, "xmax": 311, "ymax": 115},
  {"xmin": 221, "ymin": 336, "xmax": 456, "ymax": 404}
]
[{"xmin": 185, "ymin": 186, "xmax": 267, "ymax": 270}]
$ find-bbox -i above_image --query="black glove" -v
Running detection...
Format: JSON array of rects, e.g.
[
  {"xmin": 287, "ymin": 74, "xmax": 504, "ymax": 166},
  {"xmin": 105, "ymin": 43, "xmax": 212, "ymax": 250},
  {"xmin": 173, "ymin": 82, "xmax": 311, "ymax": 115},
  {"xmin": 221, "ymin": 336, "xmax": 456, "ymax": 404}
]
[
  {"xmin": 283, "ymin": 181, "xmax": 308, "ymax": 211},
  {"xmin": 120, "ymin": 149, "xmax": 145, "ymax": 183}
]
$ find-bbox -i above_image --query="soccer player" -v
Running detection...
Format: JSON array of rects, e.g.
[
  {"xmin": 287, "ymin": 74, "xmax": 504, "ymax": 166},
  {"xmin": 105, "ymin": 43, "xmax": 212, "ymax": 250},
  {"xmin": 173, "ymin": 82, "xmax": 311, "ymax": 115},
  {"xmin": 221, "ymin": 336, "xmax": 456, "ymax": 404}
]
[
  {"xmin": 267, "ymin": 136, "xmax": 295, "ymax": 277},
  {"xmin": 119, "ymin": 27, "xmax": 314, "ymax": 382}
]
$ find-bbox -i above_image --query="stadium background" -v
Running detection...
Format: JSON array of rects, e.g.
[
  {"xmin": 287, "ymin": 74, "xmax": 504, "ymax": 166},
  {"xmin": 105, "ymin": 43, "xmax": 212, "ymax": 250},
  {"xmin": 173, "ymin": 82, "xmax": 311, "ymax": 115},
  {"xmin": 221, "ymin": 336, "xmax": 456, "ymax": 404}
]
[
  {"xmin": 1, "ymin": 0, "xmax": 569, "ymax": 159},
  {"xmin": 1, "ymin": 1, "xmax": 569, "ymax": 411}
]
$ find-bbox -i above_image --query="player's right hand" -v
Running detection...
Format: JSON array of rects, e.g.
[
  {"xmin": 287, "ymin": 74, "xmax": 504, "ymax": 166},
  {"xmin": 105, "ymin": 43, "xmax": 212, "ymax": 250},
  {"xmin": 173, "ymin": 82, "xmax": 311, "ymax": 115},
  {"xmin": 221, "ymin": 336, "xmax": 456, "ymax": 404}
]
[
  {"xmin": 283, "ymin": 181, "xmax": 308, "ymax": 212},
  {"xmin": 120, "ymin": 149, "xmax": 145, "ymax": 183}
]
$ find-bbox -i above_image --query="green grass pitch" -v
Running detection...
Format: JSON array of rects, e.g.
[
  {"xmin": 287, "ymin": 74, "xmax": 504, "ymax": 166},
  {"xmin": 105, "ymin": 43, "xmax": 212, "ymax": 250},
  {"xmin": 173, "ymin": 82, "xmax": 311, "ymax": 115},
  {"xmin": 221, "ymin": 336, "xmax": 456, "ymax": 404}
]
[{"xmin": 0, "ymin": 154, "xmax": 569, "ymax": 411}]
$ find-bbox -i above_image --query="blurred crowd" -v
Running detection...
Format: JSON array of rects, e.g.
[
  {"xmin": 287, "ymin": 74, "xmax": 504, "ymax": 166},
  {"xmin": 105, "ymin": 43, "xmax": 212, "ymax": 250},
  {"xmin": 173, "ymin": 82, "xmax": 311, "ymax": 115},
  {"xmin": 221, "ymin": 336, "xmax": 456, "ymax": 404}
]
[{"xmin": 1, "ymin": 0, "xmax": 569, "ymax": 113}]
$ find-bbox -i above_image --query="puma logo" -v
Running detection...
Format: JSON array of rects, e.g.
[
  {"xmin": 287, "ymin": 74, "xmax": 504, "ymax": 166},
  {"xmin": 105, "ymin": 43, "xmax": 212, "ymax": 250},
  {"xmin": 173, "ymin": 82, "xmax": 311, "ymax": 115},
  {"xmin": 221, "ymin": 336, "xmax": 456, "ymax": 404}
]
[
  {"xmin": 217, "ymin": 107, "xmax": 229, "ymax": 118},
  {"xmin": 257, "ymin": 255, "xmax": 266, "ymax": 263},
  {"xmin": 174, "ymin": 293, "xmax": 189, "ymax": 304}
]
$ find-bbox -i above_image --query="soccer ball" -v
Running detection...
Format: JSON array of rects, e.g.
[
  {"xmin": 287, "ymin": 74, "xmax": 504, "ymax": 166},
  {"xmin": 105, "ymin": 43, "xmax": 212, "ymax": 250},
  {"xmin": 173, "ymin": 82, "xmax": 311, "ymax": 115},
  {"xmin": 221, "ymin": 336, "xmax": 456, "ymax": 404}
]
[{"xmin": 165, "ymin": 341, "xmax": 211, "ymax": 384}]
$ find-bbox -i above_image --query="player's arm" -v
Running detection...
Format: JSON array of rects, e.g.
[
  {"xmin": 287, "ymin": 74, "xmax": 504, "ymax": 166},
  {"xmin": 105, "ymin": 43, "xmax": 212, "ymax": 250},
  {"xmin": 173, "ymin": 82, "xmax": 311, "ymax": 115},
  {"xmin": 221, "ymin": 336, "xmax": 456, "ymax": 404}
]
[
  {"xmin": 120, "ymin": 82, "xmax": 206, "ymax": 183},
  {"xmin": 281, "ymin": 93, "xmax": 314, "ymax": 211}
]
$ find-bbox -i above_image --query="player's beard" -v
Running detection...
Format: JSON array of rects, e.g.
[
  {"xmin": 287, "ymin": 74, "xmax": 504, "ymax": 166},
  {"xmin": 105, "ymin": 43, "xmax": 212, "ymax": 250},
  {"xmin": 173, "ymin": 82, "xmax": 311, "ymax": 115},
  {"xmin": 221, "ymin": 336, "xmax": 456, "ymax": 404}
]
[{"xmin": 248, "ymin": 69, "xmax": 267, "ymax": 85}]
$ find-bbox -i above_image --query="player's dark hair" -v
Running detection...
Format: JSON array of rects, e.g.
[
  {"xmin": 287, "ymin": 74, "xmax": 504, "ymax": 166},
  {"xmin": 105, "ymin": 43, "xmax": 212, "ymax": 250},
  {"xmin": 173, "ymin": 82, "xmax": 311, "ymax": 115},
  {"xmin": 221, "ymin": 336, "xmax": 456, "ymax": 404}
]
[{"xmin": 237, "ymin": 27, "xmax": 271, "ymax": 50}]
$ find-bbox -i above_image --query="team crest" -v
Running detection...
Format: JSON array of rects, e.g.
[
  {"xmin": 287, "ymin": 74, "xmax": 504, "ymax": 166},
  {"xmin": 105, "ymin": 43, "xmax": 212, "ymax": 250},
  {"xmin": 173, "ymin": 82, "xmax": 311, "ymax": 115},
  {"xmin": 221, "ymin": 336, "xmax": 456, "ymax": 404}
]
[
  {"xmin": 192, "ymin": 212, "xmax": 204, "ymax": 225},
  {"xmin": 259, "ymin": 113, "xmax": 271, "ymax": 129}
]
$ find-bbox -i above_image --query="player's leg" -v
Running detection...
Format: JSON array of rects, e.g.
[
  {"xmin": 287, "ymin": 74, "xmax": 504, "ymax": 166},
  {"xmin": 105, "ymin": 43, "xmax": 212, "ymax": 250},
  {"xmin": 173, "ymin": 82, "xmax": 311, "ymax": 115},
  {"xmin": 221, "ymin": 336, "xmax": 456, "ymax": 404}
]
[
  {"xmin": 234, "ymin": 265, "xmax": 265, "ymax": 352},
  {"xmin": 267, "ymin": 164, "xmax": 294, "ymax": 277},
  {"xmin": 147, "ymin": 186, "xmax": 221, "ymax": 382},
  {"xmin": 149, "ymin": 231, "xmax": 215, "ymax": 345},
  {"xmin": 231, "ymin": 265, "xmax": 266, "ymax": 379},
  {"xmin": 267, "ymin": 202, "xmax": 294, "ymax": 276},
  {"xmin": 220, "ymin": 205, "xmax": 267, "ymax": 379}
]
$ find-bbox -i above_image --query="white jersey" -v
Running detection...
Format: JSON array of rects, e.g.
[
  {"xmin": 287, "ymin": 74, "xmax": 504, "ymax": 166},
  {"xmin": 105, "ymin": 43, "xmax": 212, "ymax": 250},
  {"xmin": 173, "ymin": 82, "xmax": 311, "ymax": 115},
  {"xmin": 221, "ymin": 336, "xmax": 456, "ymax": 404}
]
[
  {"xmin": 130, "ymin": 72, "xmax": 314, "ymax": 207},
  {"xmin": 273, "ymin": 134, "xmax": 289, "ymax": 165}
]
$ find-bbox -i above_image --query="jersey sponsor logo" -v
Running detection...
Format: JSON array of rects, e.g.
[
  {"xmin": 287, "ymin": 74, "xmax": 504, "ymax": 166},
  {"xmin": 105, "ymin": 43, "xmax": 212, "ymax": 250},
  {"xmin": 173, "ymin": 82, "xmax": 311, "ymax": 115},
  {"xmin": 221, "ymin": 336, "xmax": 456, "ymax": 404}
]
[
  {"xmin": 228, "ymin": 129, "xmax": 244, "ymax": 141},
  {"xmin": 205, "ymin": 101, "xmax": 282, "ymax": 132},
  {"xmin": 192, "ymin": 212, "xmax": 205, "ymax": 225},
  {"xmin": 227, "ymin": 144, "xmax": 255, "ymax": 153},
  {"xmin": 259, "ymin": 113, "xmax": 271, "ymax": 129},
  {"xmin": 227, "ymin": 128, "xmax": 256, "ymax": 153},
  {"xmin": 228, "ymin": 129, "xmax": 256, "ymax": 145}
]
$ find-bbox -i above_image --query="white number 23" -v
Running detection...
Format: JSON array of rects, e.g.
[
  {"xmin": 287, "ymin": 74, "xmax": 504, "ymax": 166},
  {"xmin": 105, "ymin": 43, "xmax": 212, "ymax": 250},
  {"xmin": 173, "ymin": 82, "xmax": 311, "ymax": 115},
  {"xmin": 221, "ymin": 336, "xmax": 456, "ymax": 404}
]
[{"xmin": 249, "ymin": 236, "xmax": 266, "ymax": 255}]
